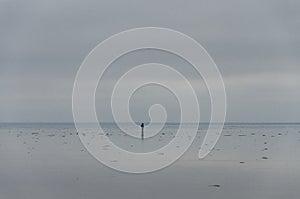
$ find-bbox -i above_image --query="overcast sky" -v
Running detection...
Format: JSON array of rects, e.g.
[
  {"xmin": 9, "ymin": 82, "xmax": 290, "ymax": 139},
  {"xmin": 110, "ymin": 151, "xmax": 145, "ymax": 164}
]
[{"xmin": 1, "ymin": 0, "xmax": 300, "ymax": 123}]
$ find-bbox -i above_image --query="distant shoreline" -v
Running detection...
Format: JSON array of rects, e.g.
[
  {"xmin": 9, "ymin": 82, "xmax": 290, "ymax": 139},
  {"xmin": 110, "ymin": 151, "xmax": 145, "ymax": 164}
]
[{"xmin": 1, "ymin": 122, "xmax": 300, "ymax": 126}]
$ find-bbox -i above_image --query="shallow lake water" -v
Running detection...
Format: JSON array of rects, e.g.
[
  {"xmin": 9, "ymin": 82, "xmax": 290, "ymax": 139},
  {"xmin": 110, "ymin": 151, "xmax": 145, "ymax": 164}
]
[{"xmin": 0, "ymin": 123, "xmax": 300, "ymax": 199}]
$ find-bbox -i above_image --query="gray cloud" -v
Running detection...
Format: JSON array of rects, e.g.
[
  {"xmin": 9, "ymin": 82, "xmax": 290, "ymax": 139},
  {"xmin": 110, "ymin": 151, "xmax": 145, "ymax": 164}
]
[{"xmin": 0, "ymin": 0, "xmax": 300, "ymax": 122}]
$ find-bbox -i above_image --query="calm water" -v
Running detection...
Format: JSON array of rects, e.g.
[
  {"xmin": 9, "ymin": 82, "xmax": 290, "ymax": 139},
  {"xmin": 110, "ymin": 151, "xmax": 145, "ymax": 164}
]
[{"xmin": 0, "ymin": 123, "xmax": 300, "ymax": 199}]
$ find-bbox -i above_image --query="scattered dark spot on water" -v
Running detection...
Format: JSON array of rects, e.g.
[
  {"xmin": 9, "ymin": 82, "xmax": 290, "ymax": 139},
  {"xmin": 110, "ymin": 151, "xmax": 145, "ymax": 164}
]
[
  {"xmin": 240, "ymin": 161, "xmax": 245, "ymax": 164},
  {"xmin": 32, "ymin": 132, "xmax": 39, "ymax": 135},
  {"xmin": 209, "ymin": 184, "xmax": 221, "ymax": 188},
  {"xmin": 278, "ymin": 133, "xmax": 282, "ymax": 136},
  {"xmin": 262, "ymin": 134, "xmax": 266, "ymax": 137},
  {"xmin": 264, "ymin": 142, "xmax": 267, "ymax": 144},
  {"xmin": 48, "ymin": 134, "xmax": 55, "ymax": 137},
  {"xmin": 238, "ymin": 135, "xmax": 246, "ymax": 136},
  {"xmin": 262, "ymin": 157, "xmax": 268, "ymax": 160}
]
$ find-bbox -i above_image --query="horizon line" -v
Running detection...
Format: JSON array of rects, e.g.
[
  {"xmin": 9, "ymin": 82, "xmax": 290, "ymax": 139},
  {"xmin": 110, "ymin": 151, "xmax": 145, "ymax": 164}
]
[{"xmin": 1, "ymin": 122, "xmax": 300, "ymax": 125}]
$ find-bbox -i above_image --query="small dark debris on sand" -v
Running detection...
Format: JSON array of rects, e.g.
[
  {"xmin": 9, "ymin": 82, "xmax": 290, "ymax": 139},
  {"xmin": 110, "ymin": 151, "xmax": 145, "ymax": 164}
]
[{"xmin": 209, "ymin": 184, "xmax": 221, "ymax": 188}]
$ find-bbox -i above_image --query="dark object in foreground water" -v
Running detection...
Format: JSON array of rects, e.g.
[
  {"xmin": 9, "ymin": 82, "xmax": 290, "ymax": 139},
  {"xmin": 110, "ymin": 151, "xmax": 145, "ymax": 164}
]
[{"xmin": 209, "ymin": 184, "xmax": 221, "ymax": 188}]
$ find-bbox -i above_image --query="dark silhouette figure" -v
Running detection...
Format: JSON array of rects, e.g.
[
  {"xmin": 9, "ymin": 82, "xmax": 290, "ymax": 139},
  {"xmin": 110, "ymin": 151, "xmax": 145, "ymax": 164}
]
[{"xmin": 140, "ymin": 123, "xmax": 144, "ymax": 140}]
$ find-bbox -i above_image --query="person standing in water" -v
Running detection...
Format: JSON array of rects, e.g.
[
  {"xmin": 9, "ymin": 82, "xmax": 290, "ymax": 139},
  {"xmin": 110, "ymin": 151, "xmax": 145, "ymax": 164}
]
[{"xmin": 140, "ymin": 123, "xmax": 144, "ymax": 140}]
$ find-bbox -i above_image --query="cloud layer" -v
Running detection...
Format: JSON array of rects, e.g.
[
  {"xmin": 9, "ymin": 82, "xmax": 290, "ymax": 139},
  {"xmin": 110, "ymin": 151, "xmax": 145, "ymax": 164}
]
[{"xmin": 1, "ymin": 0, "xmax": 299, "ymax": 122}]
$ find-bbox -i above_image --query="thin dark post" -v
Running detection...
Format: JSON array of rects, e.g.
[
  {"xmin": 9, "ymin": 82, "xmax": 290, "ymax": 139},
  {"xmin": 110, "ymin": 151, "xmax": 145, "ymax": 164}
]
[{"xmin": 140, "ymin": 123, "xmax": 144, "ymax": 140}]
